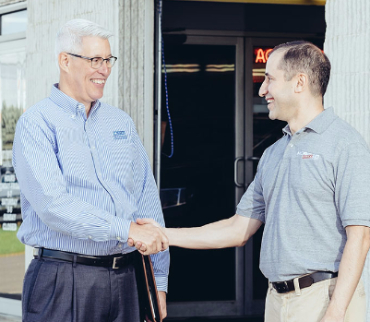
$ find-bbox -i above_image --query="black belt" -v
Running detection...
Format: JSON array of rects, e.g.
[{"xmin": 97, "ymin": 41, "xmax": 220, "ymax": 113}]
[
  {"xmin": 272, "ymin": 271, "xmax": 338, "ymax": 294},
  {"xmin": 33, "ymin": 248, "xmax": 135, "ymax": 270}
]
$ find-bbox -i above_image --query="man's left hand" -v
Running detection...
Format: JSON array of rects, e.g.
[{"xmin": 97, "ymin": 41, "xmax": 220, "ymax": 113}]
[{"xmin": 158, "ymin": 291, "xmax": 167, "ymax": 319}]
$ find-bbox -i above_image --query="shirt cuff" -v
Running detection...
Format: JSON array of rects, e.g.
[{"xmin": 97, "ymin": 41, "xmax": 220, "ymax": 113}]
[
  {"xmin": 341, "ymin": 219, "xmax": 370, "ymax": 228},
  {"xmin": 154, "ymin": 274, "xmax": 168, "ymax": 293},
  {"xmin": 236, "ymin": 208, "xmax": 265, "ymax": 223},
  {"xmin": 109, "ymin": 216, "xmax": 132, "ymax": 242}
]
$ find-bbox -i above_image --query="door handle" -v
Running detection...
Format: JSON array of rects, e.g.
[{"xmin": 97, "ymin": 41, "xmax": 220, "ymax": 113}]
[
  {"xmin": 246, "ymin": 156, "xmax": 260, "ymax": 162},
  {"xmin": 234, "ymin": 157, "xmax": 244, "ymax": 188}
]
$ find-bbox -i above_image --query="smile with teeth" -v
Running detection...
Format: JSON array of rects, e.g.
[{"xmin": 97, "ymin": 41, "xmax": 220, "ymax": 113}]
[
  {"xmin": 91, "ymin": 79, "xmax": 106, "ymax": 84},
  {"xmin": 266, "ymin": 98, "xmax": 274, "ymax": 103}
]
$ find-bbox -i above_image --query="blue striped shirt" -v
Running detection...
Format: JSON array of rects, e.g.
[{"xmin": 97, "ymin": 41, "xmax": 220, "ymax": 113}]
[{"xmin": 13, "ymin": 84, "xmax": 169, "ymax": 291}]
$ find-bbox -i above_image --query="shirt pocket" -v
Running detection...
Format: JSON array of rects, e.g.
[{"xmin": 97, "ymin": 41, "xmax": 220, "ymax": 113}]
[
  {"xmin": 55, "ymin": 127, "xmax": 93, "ymax": 182},
  {"xmin": 107, "ymin": 140, "xmax": 136, "ymax": 194}
]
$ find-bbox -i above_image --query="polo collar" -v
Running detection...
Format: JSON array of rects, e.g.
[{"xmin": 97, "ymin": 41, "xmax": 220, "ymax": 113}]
[
  {"xmin": 304, "ymin": 107, "xmax": 338, "ymax": 134},
  {"xmin": 282, "ymin": 107, "xmax": 338, "ymax": 136}
]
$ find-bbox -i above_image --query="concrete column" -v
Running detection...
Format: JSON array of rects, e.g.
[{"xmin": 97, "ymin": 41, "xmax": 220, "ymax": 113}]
[
  {"xmin": 26, "ymin": 0, "xmax": 154, "ymax": 155},
  {"xmin": 325, "ymin": 0, "xmax": 370, "ymax": 320}
]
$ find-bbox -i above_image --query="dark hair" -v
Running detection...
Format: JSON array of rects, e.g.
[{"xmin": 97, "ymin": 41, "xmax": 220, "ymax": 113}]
[{"xmin": 271, "ymin": 41, "xmax": 331, "ymax": 97}]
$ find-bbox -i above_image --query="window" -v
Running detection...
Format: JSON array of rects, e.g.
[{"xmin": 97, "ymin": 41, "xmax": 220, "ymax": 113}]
[{"xmin": 1, "ymin": 9, "xmax": 27, "ymax": 35}]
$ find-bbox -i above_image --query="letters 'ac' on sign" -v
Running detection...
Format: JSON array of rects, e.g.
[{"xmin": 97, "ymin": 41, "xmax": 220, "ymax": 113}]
[{"xmin": 254, "ymin": 48, "xmax": 273, "ymax": 64}]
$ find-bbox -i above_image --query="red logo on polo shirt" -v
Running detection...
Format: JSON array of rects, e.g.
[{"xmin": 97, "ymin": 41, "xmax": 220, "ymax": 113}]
[{"xmin": 297, "ymin": 151, "xmax": 320, "ymax": 160}]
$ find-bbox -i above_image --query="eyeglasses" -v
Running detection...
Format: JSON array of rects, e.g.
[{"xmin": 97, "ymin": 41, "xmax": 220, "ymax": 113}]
[{"xmin": 67, "ymin": 53, "xmax": 117, "ymax": 69}]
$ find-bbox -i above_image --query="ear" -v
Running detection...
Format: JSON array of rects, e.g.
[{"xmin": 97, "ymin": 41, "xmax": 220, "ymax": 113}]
[
  {"xmin": 58, "ymin": 52, "xmax": 70, "ymax": 72},
  {"xmin": 294, "ymin": 73, "xmax": 308, "ymax": 93}
]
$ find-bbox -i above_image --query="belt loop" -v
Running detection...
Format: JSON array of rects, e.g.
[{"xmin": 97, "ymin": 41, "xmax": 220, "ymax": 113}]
[
  {"xmin": 293, "ymin": 277, "xmax": 301, "ymax": 296},
  {"xmin": 73, "ymin": 255, "xmax": 77, "ymax": 268},
  {"xmin": 268, "ymin": 282, "xmax": 273, "ymax": 292},
  {"xmin": 38, "ymin": 247, "xmax": 44, "ymax": 261}
]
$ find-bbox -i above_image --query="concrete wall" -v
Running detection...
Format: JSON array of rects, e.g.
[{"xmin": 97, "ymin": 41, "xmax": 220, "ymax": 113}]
[
  {"xmin": 26, "ymin": 0, "xmax": 154, "ymax": 155},
  {"xmin": 324, "ymin": 0, "xmax": 370, "ymax": 320}
]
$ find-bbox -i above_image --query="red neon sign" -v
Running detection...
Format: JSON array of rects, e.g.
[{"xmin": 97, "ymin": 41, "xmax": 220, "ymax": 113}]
[{"xmin": 254, "ymin": 48, "xmax": 273, "ymax": 64}]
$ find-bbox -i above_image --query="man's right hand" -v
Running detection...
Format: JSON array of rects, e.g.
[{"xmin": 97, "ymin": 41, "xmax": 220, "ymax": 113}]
[{"xmin": 128, "ymin": 221, "xmax": 168, "ymax": 255}]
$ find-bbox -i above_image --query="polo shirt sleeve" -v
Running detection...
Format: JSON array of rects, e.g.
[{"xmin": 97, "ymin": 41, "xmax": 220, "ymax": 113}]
[
  {"xmin": 236, "ymin": 154, "xmax": 266, "ymax": 223},
  {"xmin": 335, "ymin": 141, "xmax": 370, "ymax": 228}
]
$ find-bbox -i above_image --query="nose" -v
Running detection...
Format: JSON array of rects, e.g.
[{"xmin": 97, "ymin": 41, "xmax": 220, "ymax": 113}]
[{"xmin": 259, "ymin": 80, "xmax": 267, "ymax": 97}]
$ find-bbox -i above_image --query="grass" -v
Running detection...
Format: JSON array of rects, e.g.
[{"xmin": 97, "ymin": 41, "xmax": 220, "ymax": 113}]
[{"xmin": 0, "ymin": 228, "xmax": 25, "ymax": 256}]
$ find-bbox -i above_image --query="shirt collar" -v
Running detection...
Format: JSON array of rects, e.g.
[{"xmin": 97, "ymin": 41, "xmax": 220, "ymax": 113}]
[
  {"xmin": 304, "ymin": 107, "xmax": 338, "ymax": 134},
  {"xmin": 282, "ymin": 107, "xmax": 338, "ymax": 136},
  {"xmin": 49, "ymin": 83, "xmax": 101, "ymax": 114}
]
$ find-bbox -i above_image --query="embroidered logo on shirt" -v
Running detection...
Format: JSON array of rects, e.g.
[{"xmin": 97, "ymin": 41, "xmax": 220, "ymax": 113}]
[
  {"xmin": 297, "ymin": 151, "xmax": 320, "ymax": 160},
  {"xmin": 113, "ymin": 131, "xmax": 127, "ymax": 140}
]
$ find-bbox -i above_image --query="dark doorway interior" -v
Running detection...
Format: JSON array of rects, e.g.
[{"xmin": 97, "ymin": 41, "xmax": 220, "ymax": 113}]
[{"xmin": 161, "ymin": 44, "xmax": 236, "ymax": 302}]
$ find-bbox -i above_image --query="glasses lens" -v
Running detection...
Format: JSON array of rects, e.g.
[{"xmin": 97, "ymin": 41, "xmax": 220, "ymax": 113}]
[
  {"xmin": 108, "ymin": 57, "xmax": 117, "ymax": 68},
  {"xmin": 91, "ymin": 57, "xmax": 103, "ymax": 69}
]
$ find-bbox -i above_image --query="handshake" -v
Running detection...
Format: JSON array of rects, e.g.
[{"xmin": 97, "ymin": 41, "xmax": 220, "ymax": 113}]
[{"xmin": 127, "ymin": 218, "xmax": 169, "ymax": 255}]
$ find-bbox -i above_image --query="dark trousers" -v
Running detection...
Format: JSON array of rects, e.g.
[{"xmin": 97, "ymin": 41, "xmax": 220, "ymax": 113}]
[{"xmin": 22, "ymin": 257, "xmax": 141, "ymax": 322}]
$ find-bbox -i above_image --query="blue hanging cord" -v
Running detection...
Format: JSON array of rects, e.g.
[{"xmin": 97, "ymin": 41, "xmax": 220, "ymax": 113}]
[{"xmin": 158, "ymin": 0, "xmax": 174, "ymax": 158}]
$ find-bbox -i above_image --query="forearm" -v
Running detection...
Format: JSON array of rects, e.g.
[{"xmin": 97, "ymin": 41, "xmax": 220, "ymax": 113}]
[
  {"xmin": 164, "ymin": 215, "xmax": 262, "ymax": 249},
  {"xmin": 20, "ymin": 176, "xmax": 132, "ymax": 241},
  {"xmin": 324, "ymin": 225, "xmax": 370, "ymax": 319}
]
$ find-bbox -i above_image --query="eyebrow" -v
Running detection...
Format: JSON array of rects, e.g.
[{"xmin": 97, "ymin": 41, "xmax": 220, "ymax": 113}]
[
  {"xmin": 265, "ymin": 72, "xmax": 275, "ymax": 79},
  {"xmin": 92, "ymin": 54, "xmax": 113, "ymax": 58}
]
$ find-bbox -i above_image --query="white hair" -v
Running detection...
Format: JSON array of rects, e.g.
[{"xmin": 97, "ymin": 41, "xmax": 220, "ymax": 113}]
[{"xmin": 55, "ymin": 19, "xmax": 113, "ymax": 61}]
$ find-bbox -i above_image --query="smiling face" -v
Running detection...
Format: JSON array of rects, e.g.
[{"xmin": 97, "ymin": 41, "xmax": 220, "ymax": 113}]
[
  {"xmin": 258, "ymin": 50, "xmax": 298, "ymax": 122},
  {"xmin": 61, "ymin": 36, "xmax": 112, "ymax": 109}
]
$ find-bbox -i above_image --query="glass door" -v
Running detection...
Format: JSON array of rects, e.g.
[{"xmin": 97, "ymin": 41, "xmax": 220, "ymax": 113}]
[{"xmin": 159, "ymin": 36, "xmax": 245, "ymax": 317}]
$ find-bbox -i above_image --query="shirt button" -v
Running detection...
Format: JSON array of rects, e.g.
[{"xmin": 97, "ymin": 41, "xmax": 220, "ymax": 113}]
[
  {"xmin": 116, "ymin": 236, "xmax": 121, "ymax": 241},
  {"xmin": 289, "ymin": 144, "xmax": 294, "ymax": 147},
  {"xmin": 118, "ymin": 244, "xmax": 122, "ymax": 249},
  {"xmin": 88, "ymin": 236, "xmax": 92, "ymax": 239},
  {"xmin": 71, "ymin": 114, "xmax": 76, "ymax": 119}
]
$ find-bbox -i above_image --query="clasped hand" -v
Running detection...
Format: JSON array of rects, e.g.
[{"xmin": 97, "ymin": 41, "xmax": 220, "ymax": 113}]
[{"xmin": 128, "ymin": 219, "xmax": 168, "ymax": 255}]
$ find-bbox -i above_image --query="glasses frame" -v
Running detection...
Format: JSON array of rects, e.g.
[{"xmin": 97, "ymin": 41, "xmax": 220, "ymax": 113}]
[{"xmin": 67, "ymin": 53, "xmax": 117, "ymax": 69}]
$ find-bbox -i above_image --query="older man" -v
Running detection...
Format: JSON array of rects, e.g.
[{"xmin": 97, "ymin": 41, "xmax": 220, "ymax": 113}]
[
  {"xmin": 13, "ymin": 19, "xmax": 169, "ymax": 322},
  {"xmin": 135, "ymin": 41, "xmax": 370, "ymax": 322}
]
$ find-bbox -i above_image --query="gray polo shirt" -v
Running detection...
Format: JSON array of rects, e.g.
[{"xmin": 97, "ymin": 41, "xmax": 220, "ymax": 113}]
[{"xmin": 236, "ymin": 107, "xmax": 370, "ymax": 282}]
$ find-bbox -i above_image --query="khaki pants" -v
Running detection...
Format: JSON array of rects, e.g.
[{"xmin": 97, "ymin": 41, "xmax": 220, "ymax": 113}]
[{"xmin": 265, "ymin": 278, "xmax": 366, "ymax": 322}]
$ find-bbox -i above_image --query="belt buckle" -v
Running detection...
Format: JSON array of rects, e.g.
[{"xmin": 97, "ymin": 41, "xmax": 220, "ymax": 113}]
[
  {"xmin": 112, "ymin": 257, "xmax": 118, "ymax": 269},
  {"xmin": 276, "ymin": 281, "xmax": 289, "ymax": 293}
]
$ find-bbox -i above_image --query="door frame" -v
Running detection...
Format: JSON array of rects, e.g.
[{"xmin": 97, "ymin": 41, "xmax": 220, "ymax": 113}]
[{"xmin": 159, "ymin": 34, "xmax": 248, "ymax": 318}]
